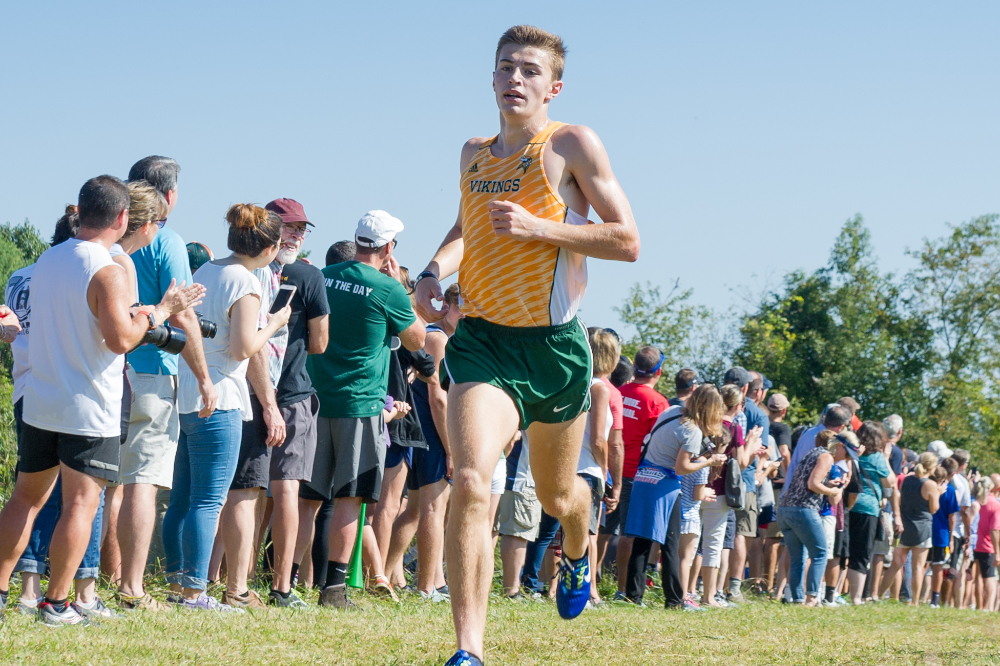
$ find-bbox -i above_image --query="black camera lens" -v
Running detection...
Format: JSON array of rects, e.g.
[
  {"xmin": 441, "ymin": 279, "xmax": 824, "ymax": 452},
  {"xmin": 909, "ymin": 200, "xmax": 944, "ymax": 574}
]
[
  {"xmin": 141, "ymin": 325, "xmax": 187, "ymax": 355},
  {"xmin": 195, "ymin": 312, "xmax": 217, "ymax": 339}
]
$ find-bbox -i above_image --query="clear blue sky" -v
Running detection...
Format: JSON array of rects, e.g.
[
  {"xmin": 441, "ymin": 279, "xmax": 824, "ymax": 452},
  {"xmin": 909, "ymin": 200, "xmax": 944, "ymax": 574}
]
[{"xmin": 2, "ymin": 2, "xmax": 997, "ymax": 332}]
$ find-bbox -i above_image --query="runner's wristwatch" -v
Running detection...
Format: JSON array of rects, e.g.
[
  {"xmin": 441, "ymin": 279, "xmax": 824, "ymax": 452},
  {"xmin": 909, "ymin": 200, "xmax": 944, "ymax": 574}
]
[{"xmin": 414, "ymin": 270, "xmax": 439, "ymax": 286}]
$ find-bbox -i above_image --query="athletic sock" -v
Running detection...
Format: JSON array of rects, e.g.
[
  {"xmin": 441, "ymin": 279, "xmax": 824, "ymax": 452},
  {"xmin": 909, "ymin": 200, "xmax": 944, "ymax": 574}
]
[
  {"xmin": 271, "ymin": 588, "xmax": 290, "ymax": 599},
  {"xmin": 325, "ymin": 561, "xmax": 349, "ymax": 589},
  {"xmin": 75, "ymin": 597, "xmax": 98, "ymax": 609},
  {"xmin": 931, "ymin": 592, "xmax": 940, "ymax": 605},
  {"xmin": 825, "ymin": 585, "xmax": 836, "ymax": 603},
  {"xmin": 44, "ymin": 597, "xmax": 68, "ymax": 612},
  {"xmin": 728, "ymin": 577, "xmax": 741, "ymax": 596},
  {"xmin": 290, "ymin": 562, "xmax": 300, "ymax": 583}
]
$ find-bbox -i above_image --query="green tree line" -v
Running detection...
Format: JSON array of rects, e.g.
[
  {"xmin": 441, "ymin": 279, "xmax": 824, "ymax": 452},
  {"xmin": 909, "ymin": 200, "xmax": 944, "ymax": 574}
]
[{"xmin": 617, "ymin": 214, "xmax": 1000, "ymax": 473}]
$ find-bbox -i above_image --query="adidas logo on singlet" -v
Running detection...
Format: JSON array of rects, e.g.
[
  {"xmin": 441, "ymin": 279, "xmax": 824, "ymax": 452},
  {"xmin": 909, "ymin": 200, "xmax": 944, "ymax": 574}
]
[{"xmin": 468, "ymin": 162, "xmax": 478, "ymax": 173}]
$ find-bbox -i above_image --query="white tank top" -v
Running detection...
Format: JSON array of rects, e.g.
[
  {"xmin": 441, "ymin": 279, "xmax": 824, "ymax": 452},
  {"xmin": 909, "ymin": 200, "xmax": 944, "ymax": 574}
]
[
  {"xmin": 578, "ymin": 376, "xmax": 613, "ymax": 479},
  {"xmin": 23, "ymin": 239, "xmax": 124, "ymax": 437}
]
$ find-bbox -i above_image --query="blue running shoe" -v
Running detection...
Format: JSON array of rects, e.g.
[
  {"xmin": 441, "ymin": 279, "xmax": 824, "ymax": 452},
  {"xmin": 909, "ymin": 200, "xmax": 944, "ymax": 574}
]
[
  {"xmin": 444, "ymin": 649, "xmax": 483, "ymax": 666},
  {"xmin": 556, "ymin": 551, "xmax": 591, "ymax": 620}
]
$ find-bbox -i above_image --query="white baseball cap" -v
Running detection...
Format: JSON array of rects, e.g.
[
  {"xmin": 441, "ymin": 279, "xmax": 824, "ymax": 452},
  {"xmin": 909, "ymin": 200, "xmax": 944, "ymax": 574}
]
[
  {"xmin": 355, "ymin": 210, "xmax": 403, "ymax": 248},
  {"xmin": 927, "ymin": 440, "xmax": 953, "ymax": 461}
]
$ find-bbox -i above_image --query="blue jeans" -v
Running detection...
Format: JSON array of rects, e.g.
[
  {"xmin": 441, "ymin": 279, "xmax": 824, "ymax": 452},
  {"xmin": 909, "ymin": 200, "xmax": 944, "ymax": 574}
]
[
  {"xmin": 522, "ymin": 511, "xmax": 561, "ymax": 593},
  {"xmin": 778, "ymin": 506, "xmax": 828, "ymax": 602},
  {"xmin": 13, "ymin": 398, "xmax": 105, "ymax": 580},
  {"xmin": 163, "ymin": 409, "xmax": 242, "ymax": 591}
]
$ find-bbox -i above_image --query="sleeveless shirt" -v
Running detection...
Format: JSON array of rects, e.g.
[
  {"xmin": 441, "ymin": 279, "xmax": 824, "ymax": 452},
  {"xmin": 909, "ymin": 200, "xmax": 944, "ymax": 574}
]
[
  {"xmin": 459, "ymin": 121, "xmax": 588, "ymax": 328},
  {"xmin": 23, "ymin": 239, "xmax": 124, "ymax": 437}
]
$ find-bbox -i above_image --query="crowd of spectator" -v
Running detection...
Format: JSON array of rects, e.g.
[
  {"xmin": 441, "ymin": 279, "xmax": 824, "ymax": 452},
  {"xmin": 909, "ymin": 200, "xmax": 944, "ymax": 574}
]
[{"xmin": 0, "ymin": 155, "xmax": 996, "ymax": 629}]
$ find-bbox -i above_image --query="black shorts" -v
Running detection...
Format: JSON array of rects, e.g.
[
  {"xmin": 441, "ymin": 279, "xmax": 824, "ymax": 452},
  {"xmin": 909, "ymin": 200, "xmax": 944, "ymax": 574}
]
[
  {"xmin": 847, "ymin": 512, "xmax": 879, "ymax": 573},
  {"xmin": 975, "ymin": 551, "xmax": 997, "ymax": 579},
  {"xmin": 929, "ymin": 545, "xmax": 949, "ymax": 565},
  {"xmin": 231, "ymin": 394, "xmax": 271, "ymax": 491},
  {"xmin": 834, "ymin": 528, "xmax": 850, "ymax": 560},
  {"xmin": 18, "ymin": 421, "xmax": 119, "ymax": 482},
  {"xmin": 407, "ymin": 437, "xmax": 448, "ymax": 490},
  {"xmin": 599, "ymin": 477, "xmax": 633, "ymax": 536}
]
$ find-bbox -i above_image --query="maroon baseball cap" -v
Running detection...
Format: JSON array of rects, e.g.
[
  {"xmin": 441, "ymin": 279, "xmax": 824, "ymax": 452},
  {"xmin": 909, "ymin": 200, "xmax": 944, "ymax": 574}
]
[{"xmin": 265, "ymin": 198, "xmax": 313, "ymax": 227}]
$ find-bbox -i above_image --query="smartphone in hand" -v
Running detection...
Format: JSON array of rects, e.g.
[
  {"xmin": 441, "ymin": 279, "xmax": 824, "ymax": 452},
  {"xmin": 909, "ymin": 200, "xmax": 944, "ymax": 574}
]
[{"xmin": 269, "ymin": 285, "xmax": 297, "ymax": 314}]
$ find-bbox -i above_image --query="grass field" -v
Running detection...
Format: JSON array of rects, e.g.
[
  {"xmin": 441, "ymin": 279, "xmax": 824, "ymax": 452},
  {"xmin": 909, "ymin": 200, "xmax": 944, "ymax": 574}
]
[{"xmin": 2, "ymin": 581, "xmax": 1000, "ymax": 666}]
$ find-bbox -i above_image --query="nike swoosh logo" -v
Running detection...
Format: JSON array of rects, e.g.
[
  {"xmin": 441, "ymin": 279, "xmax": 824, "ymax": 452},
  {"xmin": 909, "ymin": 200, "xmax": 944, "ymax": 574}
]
[{"xmin": 552, "ymin": 404, "xmax": 571, "ymax": 413}]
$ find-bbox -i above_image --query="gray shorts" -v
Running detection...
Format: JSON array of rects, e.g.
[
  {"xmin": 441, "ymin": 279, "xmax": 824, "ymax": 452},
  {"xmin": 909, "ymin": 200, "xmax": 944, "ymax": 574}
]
[
  {"xmin": 581, "ymin": 473, "xmax": 604, "ymax": 536},
  {"xmin": 272, "ymin": 394, "xmax": 319, "ymax": 483},
  {"xmin": 305, "ymin": 415, "xmax": 385, "ymax": 503},
  {"xmin": 495, "ymin": 487, "xmax": 541, "ymax": 540},
  {"xmin": 119, "ymin": 370, "xmax": 179, "ymax": 488}
]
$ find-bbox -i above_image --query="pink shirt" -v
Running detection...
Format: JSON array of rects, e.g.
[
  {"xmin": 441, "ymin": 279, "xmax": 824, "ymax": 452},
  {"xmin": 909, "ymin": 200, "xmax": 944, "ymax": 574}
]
[{"xmin": 976, "ymin": 496, "xmax": 1000, "ymax": 554}]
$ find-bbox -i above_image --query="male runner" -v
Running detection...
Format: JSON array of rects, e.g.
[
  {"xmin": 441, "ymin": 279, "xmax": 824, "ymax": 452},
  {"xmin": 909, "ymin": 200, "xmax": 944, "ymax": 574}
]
[{"xmin": 414, "ymin": 25, "xmax": 640, "ymax": 666}]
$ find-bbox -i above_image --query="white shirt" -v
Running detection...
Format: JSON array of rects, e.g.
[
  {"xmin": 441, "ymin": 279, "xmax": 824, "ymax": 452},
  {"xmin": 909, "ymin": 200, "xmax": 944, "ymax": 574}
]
[
  {"xmin": 952, "ymin": 473, "xmax": 972, "ymax": 538},
  {"xmin": 178, "ymin": 262, "xmax": 261, "ymax": 419},
  {"xmin": 5, "ymin": 264, "xmax": 33, "ymax": 404},
  {"xmin": 23, "ymin": 239, "xmax": 123, "ymax": 437},
  {"xmin": 578, "ymin": 377, "xmax": 612, "ymax": 479}
]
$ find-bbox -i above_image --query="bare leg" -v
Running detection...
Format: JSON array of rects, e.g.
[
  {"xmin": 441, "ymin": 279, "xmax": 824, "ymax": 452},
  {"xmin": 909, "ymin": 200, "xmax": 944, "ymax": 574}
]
[
  {"xmin": 589, "ymin": 533, "xmax": 600, "ymax": 602},
  {"xmin": 501, "ymin": 535, "xmax": 527, "ymax": 596},
  {"xmin": 878, "ymin": 546, "xmax": 908, "ymax": 599},
  {"xmin": 326, "ymin": 497, "xmax": 364, "ymax": 573},
  {"xmin": 74, "ymin": 577, "xmax": 97, "ymax": 604},
  {"xmin": 220, "ymin": 488, "xmax": 259, "ymax": 595},
  {"xmin": 271, "ymin": 480, "xmax": 301, "ymax": 593},
  {"xmin": 728, "ymin": 534, "xmax": 747, "ymax": 596},
  {"xmin": 446, "ymin": 383, "xmax": 519, "ymax": 661},
  {"xmin": 701, "ymin": 566, "xmax": 723, "ymax": 607},
  {"xmin": 20, "ymin": 573, "xmax": 42, "ymax": 602},
  {"xmin": 678, "ymin": 533, "xmax": 698, "ymax": 599},
  {"xmin": 293, "ymin": 499, "xmax": 321, "ymax": 568},
  {"xmin": 689, "ymin": 553, "xmax": 703, "ymax": 595},
  {"xmin": 101, "ymin": 483, "xmax": 124, "ymax": 583},
  {"xmin": 46, "ymin": 465, "xmax": 105, "ymax": 600},
  {"xmin": 909, "ymin": 548, "xmax": 929, "ymax": 607},
  {"xmin": 117, "ymin": 483, "xmax": 161, "ymax": 597},
  {"xmin": 386, "ymin": 488, "xmax": 420, "ymax": 584},
  {"xmin": 762, "ymin": 538, "xmax": 780, "ymax": 592},
  {"xmin": 208, "ymin": 527, "xmax": 226, "ymax": 583},
  {"xmin": 250, "ymin": 492, "xmax": 271, "ymax": 581},
  {"xmin": 417, "ymin": 479, "xmax": 450, "ymax": 594},
  {"xmin": 0, "ymin": 468, "xmax": 59, "ymax": 587},
  {"xmin": 847, "ymin": 568, "xmax": 867, "ymax": 605},
  {"xmin": 870, "ymin": 554, "xmax": 885, "ymax": 600},
  {"xmin": 372, "ymin": 462, "xmax": 407, "ymax": 571},
  {"xmin": 362, "ymin": 522, "xmax": 384, "ymax": 580}
]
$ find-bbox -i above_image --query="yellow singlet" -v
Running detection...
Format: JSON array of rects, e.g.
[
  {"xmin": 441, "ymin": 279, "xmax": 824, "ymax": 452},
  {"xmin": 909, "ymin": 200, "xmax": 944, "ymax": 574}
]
[{"xmin": 458, "ymin": 121, "xmax": 589, "ymax": 328}]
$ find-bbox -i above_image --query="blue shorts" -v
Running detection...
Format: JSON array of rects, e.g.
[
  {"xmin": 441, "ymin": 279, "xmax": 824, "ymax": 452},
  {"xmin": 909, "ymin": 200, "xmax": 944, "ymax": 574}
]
[
  {"xmin": 407, "ymin": 437, "xmax": 448, "ymax": 490},
  {"xmin": 385, "ymin": 443, "xmax": 413, "ymax": 470}
]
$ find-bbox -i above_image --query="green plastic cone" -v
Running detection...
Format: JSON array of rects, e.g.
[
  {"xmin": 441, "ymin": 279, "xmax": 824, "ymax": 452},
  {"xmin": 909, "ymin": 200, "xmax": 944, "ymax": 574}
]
[{"xmin": 347, "ymin": 503, "xmax": 366, "ymax": 589}]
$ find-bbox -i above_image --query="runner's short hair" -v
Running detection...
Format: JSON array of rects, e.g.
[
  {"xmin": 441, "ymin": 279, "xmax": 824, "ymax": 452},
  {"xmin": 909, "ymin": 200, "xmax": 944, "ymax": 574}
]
[
  {"xmin": 78, "ymin": 175, "xmax": 129, "ymax": 230},
  {"xmin": 589, "ymin": 328, "xmax": 620, "ymax": 377},
  {"xmin": 226, "ymin": 204, "xmax": 281, "ymax": 258},
  {"xmin": 496, "ymin": 25, "xmax": 567, "ymax": 81}
]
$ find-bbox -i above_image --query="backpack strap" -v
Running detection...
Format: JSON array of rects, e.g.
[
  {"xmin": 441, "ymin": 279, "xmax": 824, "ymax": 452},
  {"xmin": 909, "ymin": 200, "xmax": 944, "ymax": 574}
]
[{"xmin": 639, "ymin": 414, "xmax": 683, "ymax": 466}]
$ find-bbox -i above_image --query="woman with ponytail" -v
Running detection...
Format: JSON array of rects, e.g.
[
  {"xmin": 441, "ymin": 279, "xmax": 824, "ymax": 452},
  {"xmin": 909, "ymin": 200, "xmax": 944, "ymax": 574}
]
[
  {"xmin": 163, "ymin": 204, "xmax": 291, "ymax": 611},
  {"xmin": 877, "ymin": 451, "xmax": 945, "ymax": 605}
]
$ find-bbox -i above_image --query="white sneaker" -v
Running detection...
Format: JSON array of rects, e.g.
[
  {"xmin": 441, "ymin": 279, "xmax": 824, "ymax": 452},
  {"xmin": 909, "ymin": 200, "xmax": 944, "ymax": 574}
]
[{"xmin": 419, "ymin": 589, "xmax": 448, "ymax": 603}]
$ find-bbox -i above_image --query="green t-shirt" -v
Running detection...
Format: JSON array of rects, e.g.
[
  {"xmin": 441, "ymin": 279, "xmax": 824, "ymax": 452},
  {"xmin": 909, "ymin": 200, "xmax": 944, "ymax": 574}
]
[
  {"xmin": 851, "ymin": 452, "xmax": 891, "ymax": 516},
  {"xmin": 307, "ymin": 261, "xmax": 416, "ymax": 419}
]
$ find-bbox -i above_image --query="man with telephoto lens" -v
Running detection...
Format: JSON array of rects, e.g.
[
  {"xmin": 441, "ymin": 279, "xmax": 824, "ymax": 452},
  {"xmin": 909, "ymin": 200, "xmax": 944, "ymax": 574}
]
[
  {"xmin": 116, "ymin": 156, "xmax": 218, "ymax": 611},
  {"xmin": 0, "ymin": 175, "xmax": 203, "ymax": 626}
]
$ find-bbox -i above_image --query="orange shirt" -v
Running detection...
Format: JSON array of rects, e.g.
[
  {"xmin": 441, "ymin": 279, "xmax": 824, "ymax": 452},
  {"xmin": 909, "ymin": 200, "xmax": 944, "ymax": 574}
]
[{"xmin": 458, "ymin": 121, "xmax": 588, "ymax": 328}]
